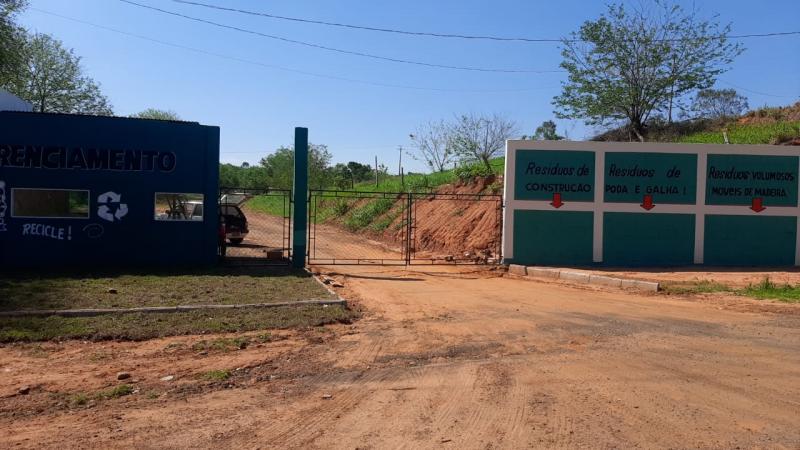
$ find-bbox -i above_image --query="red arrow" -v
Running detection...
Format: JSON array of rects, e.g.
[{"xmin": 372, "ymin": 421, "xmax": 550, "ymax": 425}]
[
  {"xmin": 641, "ymin": 194, "xmax": 655, "ymax": 211},
  {"xmin": 550, "ymin": 193, "xmax": 564, "ymax": 209},
  {"xmin": 750, "ymin": 198, "xmax": 766, "ymax": 213}
]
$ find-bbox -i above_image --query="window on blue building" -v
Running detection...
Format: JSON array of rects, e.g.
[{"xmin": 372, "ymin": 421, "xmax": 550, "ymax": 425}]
[
  {"xmin": 12, "ymin": 189, "xmax": 89, "ymax": 219},
  {"xmin": 154, "ymin": 193, "xmax": 204, "ymax": 221}
]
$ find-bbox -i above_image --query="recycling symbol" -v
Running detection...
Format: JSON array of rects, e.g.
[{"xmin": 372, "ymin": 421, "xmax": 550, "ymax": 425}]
[{"xmin": 97, "ymin": 191, "xmax": 129, "ymax": 222}]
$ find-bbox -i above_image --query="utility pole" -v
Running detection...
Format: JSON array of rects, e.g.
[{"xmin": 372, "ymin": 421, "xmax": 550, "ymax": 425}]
[
  {"xmin": 375, "ymin": 155, "xmax": 379, "ymax": 187},
  {"xmin": 398, "ymin": 145, "xmax": 403, "ymax": 176}
]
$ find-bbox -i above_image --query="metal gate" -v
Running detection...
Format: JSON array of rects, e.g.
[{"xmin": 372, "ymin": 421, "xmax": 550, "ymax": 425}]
[
  {"xmin": 219, "ymin": 188, "xmax": 292, "ymax": 264},
  {"xmin": 307, "ymin": 190, "xmax": 502, "ymax": 265}
]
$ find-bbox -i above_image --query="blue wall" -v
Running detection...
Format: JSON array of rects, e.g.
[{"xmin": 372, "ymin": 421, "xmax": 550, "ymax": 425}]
[{"xmin": 0, "ymin": 112, "xmax": 220, "ymax": 268}]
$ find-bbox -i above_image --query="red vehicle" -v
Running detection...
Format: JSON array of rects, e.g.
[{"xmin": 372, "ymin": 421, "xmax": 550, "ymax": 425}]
[{"xmin": 218, "ymin": 194, "xmax": 250, "ymax": 245}]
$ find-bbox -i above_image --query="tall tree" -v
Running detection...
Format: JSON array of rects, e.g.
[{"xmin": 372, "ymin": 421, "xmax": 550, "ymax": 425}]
[
  {"xmin": 12, "ymin": 33, "xmax": 113, "ymax": 115},
  {"xmin": 526, "ymin": 120, "xmax": 564, "ymax": 141},
  {"xmin": 553, "ymin": 1, "xmax": 743, "ymax": 141},
  {"xmin": 449, "ymin": 113, "xmax": 517, "ymax": 171},
  {"xmin": 131, "ymin": 108, "xmax": 181, "ymax": 121},
  {"xmin": 259, "ymin": 143, "xmax": 332, "ymax": 190},
  {"xmin": 0, "ymin": 0, "xmax": 27, "ymax": 90},
  {"xmin": 410, "ymin": 120, "xmax": 454, "ymax": 172},
  {"xmin": 687, "ymin": 88, "xmax": 749, "ymax": 121}
]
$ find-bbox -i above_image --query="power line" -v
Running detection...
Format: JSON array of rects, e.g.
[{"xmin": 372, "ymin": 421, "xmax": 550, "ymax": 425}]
[
  {"xmin": 118, "ymin": 0, "xmax": 563, "ymax": 74},
  {"xmin": 29, "ymin": 9, "xmax": 797, "ymax": 101},
  {"xmin": 173, "ymin": 0, "xmax": 800, "ymax": 43},
  {"xmin": 719, "ymin": 80, "xmax": 799, "ymax": 99},
  {"xmin": 30, "ymin": 8, "xmax": 560, "ymax": 94}
]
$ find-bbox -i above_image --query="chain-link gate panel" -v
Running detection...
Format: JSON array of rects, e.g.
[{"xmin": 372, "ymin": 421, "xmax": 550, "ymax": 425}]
[
  {"xmin": 219, "ymin": 188, "xmax": 291, "ymax": 264},
  {"xmin": 307, "ymin": 190, "xmax": 502, "ymax": 266}
]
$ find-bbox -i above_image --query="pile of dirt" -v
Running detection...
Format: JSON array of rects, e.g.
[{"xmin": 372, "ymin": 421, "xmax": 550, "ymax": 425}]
[{"xmin": 379, "ymin": 176, "xmax": 503, "ymax": 261}]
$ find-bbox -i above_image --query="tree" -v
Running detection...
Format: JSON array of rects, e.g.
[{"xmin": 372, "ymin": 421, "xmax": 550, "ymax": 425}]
[
  {"xmin": 410, "ymin": 120, "xmax": 454, "ymax": 172},
  {"xmin": 525, "ymin": 120, "xmax": 564, "ymax": 140},
  {"xmin": 259, "ymin": 143, "xmax": 333, "ymax": 190},
  {"xmin": 0, "ymin": 0, "xmax": 27, "ymax": 90},
  {"xmin": 218, "ymin": 163, "xmax": 269, "ymax": 189},
  {"xmin": 219, "ymin": 163, "xmax": 243, "ymax": 188},
  {"xmin": 687, "ymin": 88, "xmax": 748, "ymax": 120},
  {"xmin": 449, "ymin": 113, "xmax": 517, "ymax": 171},
  {"xmin": 331, "ymin": 163, "xmax": 354, "ymax": 190},
  {"xmin": 131, "ymin": 108, "xmax": 181, "ymax": 121},
  {"xmin": 553, "ymin": 1, "xmax": 743, "ymax": 141},
  {"xmin": 347, "ymin": 162, "xmax": 373, "ymax": 183},
  {"xmin": 11, "ymin": 33, "xmax": 113, "ymax": 115}
]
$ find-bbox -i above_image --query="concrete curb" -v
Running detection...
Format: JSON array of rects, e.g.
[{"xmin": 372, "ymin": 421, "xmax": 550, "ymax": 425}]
[
  {"xmin": 0, "ymin": 299, "xmax": 348, "ymax": 318},
  {"xmin": 521, "ymin": 267, "xmax": 660, "ymax": 292}
]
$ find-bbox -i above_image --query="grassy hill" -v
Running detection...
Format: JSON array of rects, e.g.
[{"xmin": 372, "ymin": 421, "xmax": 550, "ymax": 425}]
[{"xmin": 595, "ymin": 101, "xmax": 800, "ymax": 145}]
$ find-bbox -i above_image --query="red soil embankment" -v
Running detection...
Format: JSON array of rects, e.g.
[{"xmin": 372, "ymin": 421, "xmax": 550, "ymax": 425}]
[{"xmin": 380, "ymin": 176, "xmax": 502, "ymax": 260}]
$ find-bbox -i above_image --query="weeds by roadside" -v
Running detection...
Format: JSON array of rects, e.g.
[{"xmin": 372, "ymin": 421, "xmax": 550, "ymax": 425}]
[
  {"xmin": 660, "ymin": 280, "xmax": 732, "ymax": 295},
  {"xmin": 742, "ymin": 277, "xmax": 800, "ymax": 303},
  {"xmin": 662, "ymin": 276, "xmax": 800, "ymax": 304}
]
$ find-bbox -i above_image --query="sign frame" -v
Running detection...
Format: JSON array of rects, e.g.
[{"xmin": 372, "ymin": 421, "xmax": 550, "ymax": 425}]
[{"xmin": 502, "ymin": 140, "xmax": 800, "ymax": 266}]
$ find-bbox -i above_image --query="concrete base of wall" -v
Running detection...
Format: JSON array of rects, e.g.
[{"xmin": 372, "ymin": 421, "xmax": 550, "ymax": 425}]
[{"xmin": 516, "ymin": 266, "xmax": 660, "ymax": 292}]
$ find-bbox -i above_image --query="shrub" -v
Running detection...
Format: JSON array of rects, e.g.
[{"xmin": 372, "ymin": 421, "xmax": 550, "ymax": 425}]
[{"xmin": 454, "ymin": 163, "xmax": 495, "ymax": 182}]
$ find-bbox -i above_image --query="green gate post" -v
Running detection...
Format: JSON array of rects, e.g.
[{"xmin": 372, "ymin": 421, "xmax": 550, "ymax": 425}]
[{"xmin": 292, "ymin": 127, "xmax": 309, "ymax": 268}]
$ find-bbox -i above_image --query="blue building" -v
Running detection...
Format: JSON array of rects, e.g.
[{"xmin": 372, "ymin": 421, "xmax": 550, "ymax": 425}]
[{"xmin": 0, "ymin": 111, "xmax": 220, "ymax": 268}]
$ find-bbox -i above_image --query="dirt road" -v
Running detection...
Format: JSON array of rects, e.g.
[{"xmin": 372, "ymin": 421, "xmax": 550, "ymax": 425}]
[{"xmin": 2, "ymin": 261, "xmax": 799, "ymax": 449}]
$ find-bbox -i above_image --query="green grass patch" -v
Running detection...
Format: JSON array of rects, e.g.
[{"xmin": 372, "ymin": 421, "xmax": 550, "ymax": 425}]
[
  {"xmin": 68, "ymin": 384, "xmax": 135, "ymax": 408},
  {"xmin": 678, "ymin": 122, "xmax": 800, "ymax": 145},
  {"xmin": 0, "ymin": 267, "xmax": 333, "ymax": 312},
  {"xmin": 99, "ymin": 384, "xmax": 134, "ymax": 399},
  {"xmin": 661, "ymin": 277, "xmax": 800, "ymax": 304},
  {"xmin": 660, "ymin": 280, "xmax": 733, "ymax": 295},
  {"xmin": 191, "ymin": 336, "xmax": 250, "ymax": 352},
  {"xmin": 0, "ymin": 305, "xmax": 357, "ymax": 342},
  {"xmin": 741, "ymin": 277, "xmax": 800, "ymax": 303},
  {"xmin": 246, "ymin": 195, "xmax": 288, "ymax": 216},
  {"xmin": 200, "ymin": 369, "xmax": 232, "ymax": 382},
  {"xmin": 314, "ymin": 198, "xmax": 355, "ymax": 223},
  {"xmin": 344, "ymin": 198, "xmax": 394, "ymax": 231},
  {"xmin": 369, "ymin": 208, "xmax": 402, "ymax": 233},
  {"xmin": 69, "ymin": 393, "xmax": 90, "ymax": 407}
]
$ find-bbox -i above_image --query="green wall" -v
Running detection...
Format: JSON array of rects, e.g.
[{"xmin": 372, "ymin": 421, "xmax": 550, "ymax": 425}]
[
  {"xmin": 704, "ymin": 215, "xmax": 797, "ymax": 266},
  {"xmin": 603, "ymin": 213, "xmax": 695, "ymax": 266},
  {"xmin": 514, "ymin": 150, "xmax": 595, "ymax": 202},
  {"xmin": 512, "ymin": 210, "xmax": 593, "ymax": 265},
  {"xmin": 706, "ymin": 154, "xmax": 798, "ymax": 206},
  {"xmin": 604, "ymin": 152, "xmax": 697, "ymax": 204},
  {"xmin": 508, "ymin": 147, "xmax": 800, "ymax": 267}
]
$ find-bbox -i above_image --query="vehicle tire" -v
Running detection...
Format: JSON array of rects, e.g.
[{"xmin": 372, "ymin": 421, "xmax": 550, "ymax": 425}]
[{"xmin": 229, "ymin": 238, "xmax": 244, "ymax": 245}]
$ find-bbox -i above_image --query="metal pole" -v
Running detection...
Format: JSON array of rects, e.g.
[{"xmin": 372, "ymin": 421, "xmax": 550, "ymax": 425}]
[
  {"xmin": 398, "ymin": 145, "xmax": 402, "ymax": 176},
  {"xmin": 292, "ymin": 127, "xmax": 308, "ymax": 269}
]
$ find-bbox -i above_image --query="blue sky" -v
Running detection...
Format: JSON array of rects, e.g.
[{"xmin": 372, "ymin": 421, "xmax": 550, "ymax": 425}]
[{"xmin": 18, "ymin": 0, "xmax": 800, "ymax": 172}]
